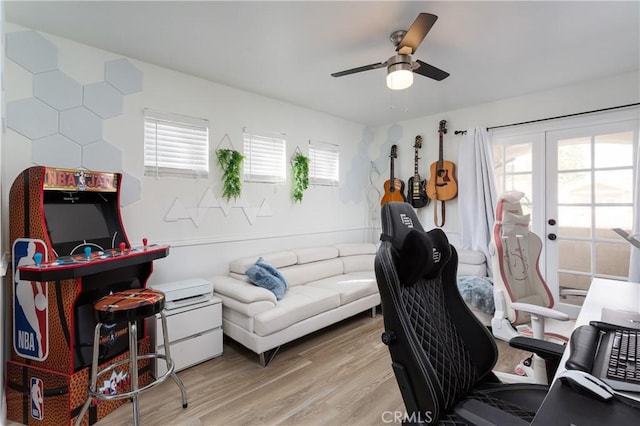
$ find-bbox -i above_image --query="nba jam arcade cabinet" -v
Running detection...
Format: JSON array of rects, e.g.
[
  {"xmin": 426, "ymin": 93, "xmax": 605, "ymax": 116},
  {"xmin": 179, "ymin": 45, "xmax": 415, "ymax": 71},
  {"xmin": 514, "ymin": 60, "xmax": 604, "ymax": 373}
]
[{"xmin": 6, "ymin": 166, "xmax": 169, "ymax": 425}]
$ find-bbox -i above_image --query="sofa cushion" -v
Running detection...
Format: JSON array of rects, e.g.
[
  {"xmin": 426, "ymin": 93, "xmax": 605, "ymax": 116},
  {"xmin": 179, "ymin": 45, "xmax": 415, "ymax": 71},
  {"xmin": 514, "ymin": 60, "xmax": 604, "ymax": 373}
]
[
  {"xmin": 341, "ymin": 254, "xmax": 375, "ymax": 274},
  {"xmin": 253, "ymin": 286, "xmax": 341, "ymax": 336},
  {"xmin": 306, "ymin": 273, "xmax": 378, "ymax": 305},
  {"xmin": 229, "ymin": 251, "xmax": 297, "ymax": 275},
  {"xmin": 246, "ymin": 263, "xmax": 287, "ymax": 300},
  {"xmin": 280, "ymin": 258, "xmax": 344, "ymax": 286},
  {"xmin": 458, "ymin": 249, "xmax": 487, "ymax": 266},
  {"xmin": 334, "ymin": 243, "xmax": 376, "ymax": 256},
  {"xmin": 294, "ymin": 246, "xmax": 339, "ymax": 264}
]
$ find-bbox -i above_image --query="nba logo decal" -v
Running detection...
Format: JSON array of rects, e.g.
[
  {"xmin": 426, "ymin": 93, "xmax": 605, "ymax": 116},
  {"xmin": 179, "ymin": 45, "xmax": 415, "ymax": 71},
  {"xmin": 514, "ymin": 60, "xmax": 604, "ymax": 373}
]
[
  {"xmin": 13, "ymin": 239, "xmax": 49, "ymax": 361},
  {"xmin": 30, "ymin": 377, "xmax": 44, "ymax": 420}
]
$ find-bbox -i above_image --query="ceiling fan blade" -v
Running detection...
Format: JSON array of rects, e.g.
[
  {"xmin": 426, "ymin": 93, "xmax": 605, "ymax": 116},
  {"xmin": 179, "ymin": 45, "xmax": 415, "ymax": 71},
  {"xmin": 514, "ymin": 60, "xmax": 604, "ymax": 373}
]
[
  {"xmin": 396, "ymin": 13, "xmax": 438, "ymax": 54},
  {"xmin": 331, "ymin": 61, "xmax": 387, "ymax": 77},
  {"xmin": 413, "ymin": 59, "xmax": 450, "ymax": 81}
]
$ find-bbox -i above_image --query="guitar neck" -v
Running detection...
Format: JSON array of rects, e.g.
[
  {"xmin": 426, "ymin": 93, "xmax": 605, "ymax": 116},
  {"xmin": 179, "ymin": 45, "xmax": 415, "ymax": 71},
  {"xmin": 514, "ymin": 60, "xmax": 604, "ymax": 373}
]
[
  {"xmin": 390, "ymin": 157, "xmax": 395, "ymax": 192},
  {"xmin": 414, "ymin": 147, "xmax": 419, "ymax": 178},
  {"xmin": 438, "ymin": 132, "xmax": 444, "ymax": 169}
]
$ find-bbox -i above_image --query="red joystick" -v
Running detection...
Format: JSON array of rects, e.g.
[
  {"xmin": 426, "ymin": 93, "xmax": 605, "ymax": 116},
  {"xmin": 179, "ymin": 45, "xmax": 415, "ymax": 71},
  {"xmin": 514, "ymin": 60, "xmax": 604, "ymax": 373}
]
[
  {"xmin": 119, "ymin": 242, "xmax": 126, "ymax": 253},
  {"xmin": 143, "ymin": 238, "xmax": 148, "ymax": 247}
]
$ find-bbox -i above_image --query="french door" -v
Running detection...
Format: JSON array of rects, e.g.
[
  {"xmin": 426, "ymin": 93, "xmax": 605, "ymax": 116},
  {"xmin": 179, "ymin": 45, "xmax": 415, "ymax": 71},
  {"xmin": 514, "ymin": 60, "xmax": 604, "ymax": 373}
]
[
  {"xmin": 545, "ymin": 120, "xmax": 637, "ymax": 310},
  {"xmin": 493, "ymin": 111, "xmax": 638, "ymax": 313}
]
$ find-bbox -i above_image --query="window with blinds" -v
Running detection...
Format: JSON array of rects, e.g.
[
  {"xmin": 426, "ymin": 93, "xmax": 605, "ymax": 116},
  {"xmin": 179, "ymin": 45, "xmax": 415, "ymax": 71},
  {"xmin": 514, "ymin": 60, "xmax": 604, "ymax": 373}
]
[
  {"xmin": 309, "ymin": 142, "xmax": 339, "ymax": 186},
  {"xmin": 144, "ymin": 109, "xmax": 209, "ymax": 178},
  {"xmin": 243, "ymin": 130, "xmax": 286, "ymax": 183}
]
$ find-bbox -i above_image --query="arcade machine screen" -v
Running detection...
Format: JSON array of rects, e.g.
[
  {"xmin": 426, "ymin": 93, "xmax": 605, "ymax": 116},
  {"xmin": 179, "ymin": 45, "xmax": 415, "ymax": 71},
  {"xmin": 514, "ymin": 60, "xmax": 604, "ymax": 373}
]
[
  {"xmin": 42, "ymin": 181, "xmax": 136, "ymax": 370},
  {"xmin": 43, "ymin": 189, "xmax": 125, "ymax": 258}
]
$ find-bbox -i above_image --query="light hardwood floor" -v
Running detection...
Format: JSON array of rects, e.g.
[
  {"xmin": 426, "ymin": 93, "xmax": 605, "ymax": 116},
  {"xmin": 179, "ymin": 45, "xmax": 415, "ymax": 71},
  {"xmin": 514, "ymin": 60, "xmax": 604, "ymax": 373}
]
[
  {"xmin": 95, "ymin": 313, "xmax": 527, "ymax": 426},
  {"xmin": 7, "ymin": 313, "xmax": 529, "ymax": 426}
]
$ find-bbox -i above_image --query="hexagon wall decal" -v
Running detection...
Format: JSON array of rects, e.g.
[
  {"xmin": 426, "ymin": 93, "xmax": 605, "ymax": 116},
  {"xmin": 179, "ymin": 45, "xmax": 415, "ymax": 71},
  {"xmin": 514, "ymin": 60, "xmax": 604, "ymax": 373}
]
[
  {"xmin": 60, "ymin": 107, "xmax": 103, "ymax": 145},
  {"xmin": 7, "ymin": 98, "xmax": 59, "ymax": 140},
  {"xmin": 84, "ymin": 81, "xmax": 124, "ymax": 118},
  {"xmin": 32, "ymin": 134, "xmax": 82, "ymax": 168},
  {"xmin": 34, "ymin": 70, "xmax": 83, "ymax": 111},
  {"xmin": 120, "ymin": 171, "xmax": 142, "ymax": 206},
  {"xmin": 6, "ymin": 30, "xmax": 58, "ymax": 73},
  {"xmin": 105, "ymin": 58, "xmax": 143, "ymax": 95},
  {"xmin": 83, "ymin": 140, "xmax": 123, "ymax": 171}
]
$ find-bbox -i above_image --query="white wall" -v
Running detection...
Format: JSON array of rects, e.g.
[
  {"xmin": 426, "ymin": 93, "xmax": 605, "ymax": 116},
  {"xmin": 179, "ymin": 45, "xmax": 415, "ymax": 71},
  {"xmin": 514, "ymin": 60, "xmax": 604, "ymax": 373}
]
[
  {"xmin": 1, "ymin": 4, "xmax": 6, "ymax": 424},
  {"xmin": 2, "ymin": 24, "xmax": 372, "ymax": 285},
  {"xmin": 369, "ymin": 71, "xmax": 640, "ymax": 247}
]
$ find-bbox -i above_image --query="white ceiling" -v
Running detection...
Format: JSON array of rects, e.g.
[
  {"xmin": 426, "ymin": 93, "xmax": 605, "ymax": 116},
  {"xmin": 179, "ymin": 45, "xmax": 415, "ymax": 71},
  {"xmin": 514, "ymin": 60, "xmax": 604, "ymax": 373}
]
[{"xmin": 5, "ymin": 1, "xmax": 639, "ymax": 126}]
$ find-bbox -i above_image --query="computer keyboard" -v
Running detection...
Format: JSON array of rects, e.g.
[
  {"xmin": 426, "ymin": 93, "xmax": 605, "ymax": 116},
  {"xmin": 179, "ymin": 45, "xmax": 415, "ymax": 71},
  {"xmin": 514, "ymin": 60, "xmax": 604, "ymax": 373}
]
[{"xmin": 607, "ymin": 329, "xmax": 640, "ymax": 385}]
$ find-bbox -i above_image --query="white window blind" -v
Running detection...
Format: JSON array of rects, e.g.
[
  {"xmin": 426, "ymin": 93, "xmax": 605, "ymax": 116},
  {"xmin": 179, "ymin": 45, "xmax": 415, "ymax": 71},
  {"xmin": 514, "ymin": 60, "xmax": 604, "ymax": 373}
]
[
  {"xmin": 309, "ymin": 142, "xmax": 339, "ymax": 186},
  {"xmin": 243, "ymin": 129, "xmax": 286, "ymax": 183},
  {"xmin": 144, "ymin": 109, "xmax": 209, "ymax": 178}
]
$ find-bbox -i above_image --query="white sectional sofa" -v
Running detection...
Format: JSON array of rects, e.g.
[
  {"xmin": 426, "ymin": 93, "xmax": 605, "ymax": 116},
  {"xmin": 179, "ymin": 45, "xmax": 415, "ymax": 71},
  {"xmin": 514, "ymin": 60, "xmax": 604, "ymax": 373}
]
[{"xmin": 209, "ymin": 243, "xmax": 379, "ymax": 366}]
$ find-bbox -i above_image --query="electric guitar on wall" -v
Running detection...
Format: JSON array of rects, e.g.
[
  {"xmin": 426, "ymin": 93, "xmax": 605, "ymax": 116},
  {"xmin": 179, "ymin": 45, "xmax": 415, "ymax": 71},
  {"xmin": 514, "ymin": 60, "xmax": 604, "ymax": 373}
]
[
  {"xmin": 406, "ymin": 135, "xmax": 430, "ymax": 208},
  {"xmin": 381, "ymin": 144, "xmax": 406, "ymax": 206},
  {"xmin": 426, "ymin": 120, "xmax": 457, "ymax": 201}
]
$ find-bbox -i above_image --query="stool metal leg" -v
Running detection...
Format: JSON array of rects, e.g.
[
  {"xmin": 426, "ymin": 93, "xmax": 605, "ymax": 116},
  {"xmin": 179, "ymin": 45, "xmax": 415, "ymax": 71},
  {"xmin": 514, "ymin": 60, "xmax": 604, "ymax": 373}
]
[
  {"xmin": 159, "ymin": 311, "xmax": 188, "ymax": 408},
  {"xmin": 129, "ymin": 320, "xmax": 140, "ymax": 426},
  {"xmin": 74, "ymin": 322, "xmax": 103, "ymax": 426}
]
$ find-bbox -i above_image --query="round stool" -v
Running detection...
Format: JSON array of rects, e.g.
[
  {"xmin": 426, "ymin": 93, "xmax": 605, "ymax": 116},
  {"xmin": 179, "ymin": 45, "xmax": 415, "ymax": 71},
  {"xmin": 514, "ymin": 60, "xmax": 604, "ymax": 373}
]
[{"xmin": 74, "ymin": 288, "xmax": 188, "ymax": 426}]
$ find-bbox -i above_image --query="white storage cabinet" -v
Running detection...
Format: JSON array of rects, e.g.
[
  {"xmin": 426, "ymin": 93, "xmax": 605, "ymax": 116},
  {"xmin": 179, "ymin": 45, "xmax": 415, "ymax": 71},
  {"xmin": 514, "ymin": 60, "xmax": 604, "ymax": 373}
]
[{"xmin": 148, "ymin": 296, "xmax": 223, "ymax": 377}]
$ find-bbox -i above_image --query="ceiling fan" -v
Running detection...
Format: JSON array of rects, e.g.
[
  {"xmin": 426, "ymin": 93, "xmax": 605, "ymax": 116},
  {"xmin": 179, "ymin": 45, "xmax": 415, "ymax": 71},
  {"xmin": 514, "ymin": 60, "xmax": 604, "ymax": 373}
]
[{"xmin": 331, "ymin": 13, "xmax": 449, "ymax": 90}]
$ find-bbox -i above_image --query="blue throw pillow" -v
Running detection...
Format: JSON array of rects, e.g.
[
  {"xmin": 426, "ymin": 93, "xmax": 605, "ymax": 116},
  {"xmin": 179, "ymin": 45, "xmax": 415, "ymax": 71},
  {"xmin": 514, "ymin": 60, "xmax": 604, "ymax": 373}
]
[
  {"xmin": 246, "ymin": 263, "xmax": 287, "ymax": 300},
  {"xmin": 255, "ymin": 257, "xmax": 289, "ymax": 291}
]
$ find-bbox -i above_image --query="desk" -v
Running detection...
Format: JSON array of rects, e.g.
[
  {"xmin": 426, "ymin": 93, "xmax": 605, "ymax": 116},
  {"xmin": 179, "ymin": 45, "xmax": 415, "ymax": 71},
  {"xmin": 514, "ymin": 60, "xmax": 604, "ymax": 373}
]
[
  {"xmin": 554, "ymin": 278, "xmax": 639, "ymax": 383},
  {"xmin": 532, "ymin": 278, "xmax": 640, "ymax": 425}
]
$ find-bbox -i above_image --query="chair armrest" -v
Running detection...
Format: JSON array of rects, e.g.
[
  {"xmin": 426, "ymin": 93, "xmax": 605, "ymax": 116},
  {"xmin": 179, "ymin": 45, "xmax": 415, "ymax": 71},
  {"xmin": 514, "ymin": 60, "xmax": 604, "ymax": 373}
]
[
  {"xmin": 454, "ymin": 399, "xmax": 528, "ymax": 426},
  {"xmin": 560, "ymin": 289, "xmax": 588, "ymax": 297},
  {"xmin": 210, "ymin": 275, "xmax": 277, "ymax": 304},
  {"xmin": 510, "ymin": 302, "xmax": 570, "ymax": 321},
  {"xmin": 509, "ymin": 336, "xmax": 565, "ymax": 361}
]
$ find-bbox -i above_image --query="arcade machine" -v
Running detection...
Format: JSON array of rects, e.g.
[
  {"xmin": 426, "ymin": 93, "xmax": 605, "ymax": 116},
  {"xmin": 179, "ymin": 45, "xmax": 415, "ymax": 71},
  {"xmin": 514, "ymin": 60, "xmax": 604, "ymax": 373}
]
[{"xmin": 6, "ymin": 166, "xmax": 170, "ymax": 425}]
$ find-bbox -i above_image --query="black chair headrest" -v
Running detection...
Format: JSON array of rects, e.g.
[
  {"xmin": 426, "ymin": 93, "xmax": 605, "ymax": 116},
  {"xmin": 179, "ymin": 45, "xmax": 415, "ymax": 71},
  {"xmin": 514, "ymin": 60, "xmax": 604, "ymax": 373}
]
[{"xmin": 381, "ymin": 202, "xmax": 452, "ymax": 286}]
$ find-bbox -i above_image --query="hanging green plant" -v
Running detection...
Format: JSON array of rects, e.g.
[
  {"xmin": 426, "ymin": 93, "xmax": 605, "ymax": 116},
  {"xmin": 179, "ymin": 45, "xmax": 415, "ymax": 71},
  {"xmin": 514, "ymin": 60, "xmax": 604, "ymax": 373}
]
[
  {"xmin": 216, "ymin": 148, "xmax": 244, "ymax": 202},
  {"xmin": 291, "ymin": 151, "xmax": 309, "ymax": 203}
]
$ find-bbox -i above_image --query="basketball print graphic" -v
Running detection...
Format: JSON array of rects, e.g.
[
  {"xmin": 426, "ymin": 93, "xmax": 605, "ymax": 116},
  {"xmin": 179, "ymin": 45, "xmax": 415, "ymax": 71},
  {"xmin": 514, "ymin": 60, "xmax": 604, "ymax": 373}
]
[{"xmin": 13, "ymin": 238, "xmax": 49, "ymax": 361}]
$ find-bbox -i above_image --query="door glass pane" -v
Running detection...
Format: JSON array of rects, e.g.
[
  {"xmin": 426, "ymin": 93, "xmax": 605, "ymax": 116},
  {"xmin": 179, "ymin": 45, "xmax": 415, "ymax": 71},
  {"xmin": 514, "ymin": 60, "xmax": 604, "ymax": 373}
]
[
  {"xmin": 505, "ymin": 174, "xmax": 532, "ymax": 201},
  {"xmin": 558, "ymin": 206, "xmax": 591, "ymax": 237},
  {"xmin": 558, "ymin": 171, "xmax": 591, "ymax": 203},
  {"xmin": 493, "ymin": 141, "xmax": 532, "ymax": 202},
  {"xmin": 505, "ymin": 143, "xmax": 532, "ymax": 172},
  {"xmin": 594, "ymin": 206, "xmax": 633, "ymax": 238},
  {"xmin": 594, "ymin": 170, "xmax": 633, "ymax": 203},
  {"xmin": 594, "ymin": 131, "xmax": 633, "ymax": 168},
  {"xmin": 595, "ymin": 242, "xmax": 630, "ymax": 277},
  {"xmin": 558, "ymin": 240, "xmax": 591, "ymax": 272},
  {"xmin": 558, "ymin": 137, "xmax": 591, "ymax": 170}
]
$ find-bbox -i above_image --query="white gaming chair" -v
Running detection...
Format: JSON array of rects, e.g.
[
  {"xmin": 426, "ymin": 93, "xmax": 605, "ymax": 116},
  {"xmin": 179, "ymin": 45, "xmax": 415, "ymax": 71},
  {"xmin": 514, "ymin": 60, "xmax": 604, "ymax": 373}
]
[{"xmin": 489, "ymin": 191, "xmax": 581, "ymax": 383}]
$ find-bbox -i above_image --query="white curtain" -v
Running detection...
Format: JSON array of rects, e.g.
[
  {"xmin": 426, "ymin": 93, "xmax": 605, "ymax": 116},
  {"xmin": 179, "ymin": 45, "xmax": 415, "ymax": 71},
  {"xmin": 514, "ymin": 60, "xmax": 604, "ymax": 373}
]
[
  {"xmin": 458, "ymin": 128, "xmax": 498, "ymax": 275},
  {"xmin": 629, "ymin": 137, "xmax": 640, "ymax": 283}
]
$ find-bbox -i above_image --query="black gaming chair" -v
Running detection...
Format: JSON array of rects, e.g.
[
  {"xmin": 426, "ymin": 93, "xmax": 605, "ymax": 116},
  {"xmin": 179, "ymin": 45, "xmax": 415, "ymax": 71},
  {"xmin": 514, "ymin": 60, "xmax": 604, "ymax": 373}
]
[{"xmin": 375, "ymin": 202, "xmax": 562, "ymax": 424}]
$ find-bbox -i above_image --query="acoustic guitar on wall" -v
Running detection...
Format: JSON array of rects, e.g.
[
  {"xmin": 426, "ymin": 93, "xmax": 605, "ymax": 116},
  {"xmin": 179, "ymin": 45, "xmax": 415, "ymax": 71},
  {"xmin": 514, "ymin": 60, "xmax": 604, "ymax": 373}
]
[
  {"xmin": 426, "ymin": 120, "xmax": 457, "ymax": 201},
  {"xmin": 406, "ymin": 135, "xmax": 430, "ymax": 208},
  {"xmin": 426, "ymin": 120, "xmax": 457, "ymax": 226},
  {"xmin": 381, "ymin": 144, "xmax": 406, "ymax": 206}
]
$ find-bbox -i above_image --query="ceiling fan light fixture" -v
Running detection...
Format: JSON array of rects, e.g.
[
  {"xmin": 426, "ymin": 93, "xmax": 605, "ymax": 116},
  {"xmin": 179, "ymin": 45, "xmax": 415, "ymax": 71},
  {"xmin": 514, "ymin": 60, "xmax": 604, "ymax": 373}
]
[{"xmin": 386, "ymin": 55, "xmax": 413, "ymax": 90}]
